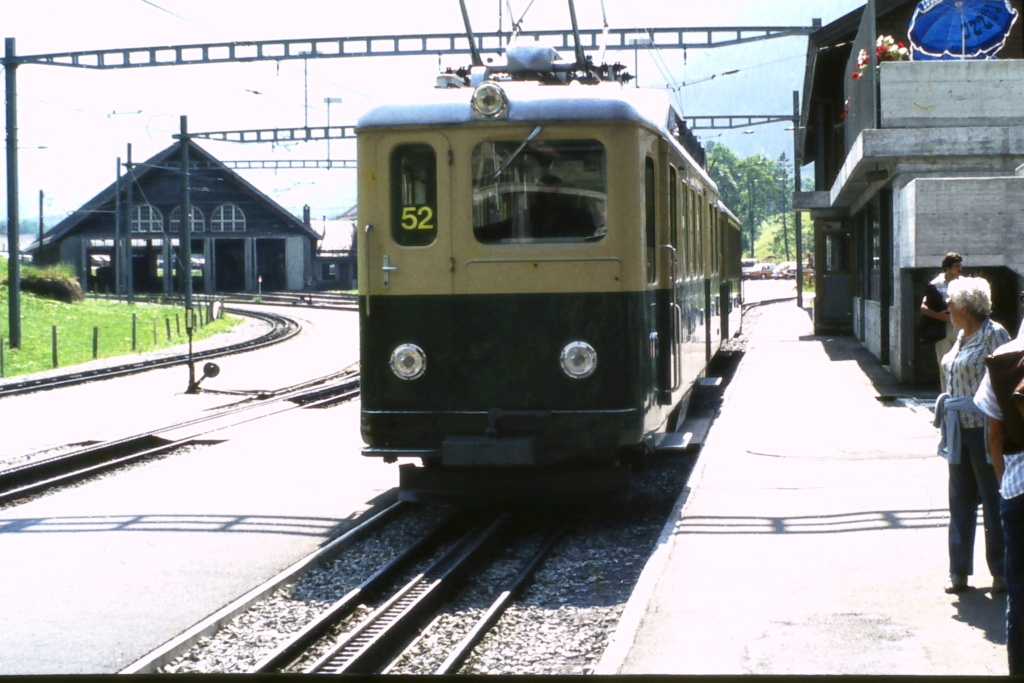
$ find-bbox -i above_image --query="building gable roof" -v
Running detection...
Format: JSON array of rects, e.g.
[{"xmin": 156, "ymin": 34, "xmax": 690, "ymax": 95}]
[{"xmin": 39, "ymin": 139, "xmax": 318, "ymax": 248}]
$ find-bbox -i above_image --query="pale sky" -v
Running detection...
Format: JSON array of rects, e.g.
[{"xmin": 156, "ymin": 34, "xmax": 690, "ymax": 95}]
[{"xmin": 1, "ymin": 0, "xmax": 867, "ymax": 225}]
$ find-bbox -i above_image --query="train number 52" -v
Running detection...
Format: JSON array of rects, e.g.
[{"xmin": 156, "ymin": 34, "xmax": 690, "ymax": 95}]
[{"xmin": 401, "ymin": 205, "xmax": 435, "ymax": 230}]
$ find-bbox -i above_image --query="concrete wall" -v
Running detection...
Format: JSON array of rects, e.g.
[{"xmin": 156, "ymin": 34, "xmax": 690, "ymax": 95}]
[
  {"xmin": 285, "ymin": 236, "xmax": 308, "ymax": 290},
  {"xmin": 862, "ymin": 299, "xmax": 883, "ymax": 359},
  {"xmin": 888, "ymin": 175, "xmax": 1024, "ymax": 382},
  {"xmin": 899, "ymin": 176, "xmax": 1024, "ymax": 272},
  {"xmin": 881, "ymin": 61, "xmax": 1024, "ymax": 129}
]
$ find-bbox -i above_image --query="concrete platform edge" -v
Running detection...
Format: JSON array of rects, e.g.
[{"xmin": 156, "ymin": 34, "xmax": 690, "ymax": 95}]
[{"xmin": 594, "ymin": 439, "xmax": 715, "ymax": 674}]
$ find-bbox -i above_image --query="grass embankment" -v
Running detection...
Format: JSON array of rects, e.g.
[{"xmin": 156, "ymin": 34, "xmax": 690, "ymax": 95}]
[{"xmin": 0, "ymin": 259, "xmax": 241, "ymax": 378}]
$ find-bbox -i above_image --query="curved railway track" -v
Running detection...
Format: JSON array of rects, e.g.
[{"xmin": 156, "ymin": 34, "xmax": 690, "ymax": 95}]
[
  {"xmin": 0, "ymin": 306, "xmax": 300, "ymax": 399},
  {"xmin": 218, "ymin": 291, "xmax": 358, "ymax": 310}
]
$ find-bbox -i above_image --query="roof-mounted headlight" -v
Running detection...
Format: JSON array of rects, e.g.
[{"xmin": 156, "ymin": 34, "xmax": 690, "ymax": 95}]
[
  {"xmin": 471, "ymin": 82, "xmax": 507, "ymax": 118},
  {"xmin": 390, "ymin": 343, "xmax": 426, "ymax": 380},
  {"xmin": 560, "ymin": 341, "xmax": 597, "ymax": 379}
]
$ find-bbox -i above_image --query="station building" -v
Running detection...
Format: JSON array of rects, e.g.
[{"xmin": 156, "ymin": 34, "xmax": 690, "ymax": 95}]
[
  {"xmin": 32, "ymin": 139, "xmax": 322, "ymax": 295},
  {"xmin": 796, "ymin": 0, "xmax": 1024, "ymax": 386}
]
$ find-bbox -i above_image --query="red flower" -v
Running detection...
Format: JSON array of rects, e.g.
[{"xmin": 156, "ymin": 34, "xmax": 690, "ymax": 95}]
[{"xmin": 851, "ymin": 71, "xmax": 862, "ymax": 79}]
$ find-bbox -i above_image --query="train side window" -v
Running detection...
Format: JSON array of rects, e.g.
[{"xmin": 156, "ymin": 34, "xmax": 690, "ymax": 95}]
[
  {"xmin": 472, "ymin": 138, "xmax": 606, "ymax": 244},
  {"xmin": 391, "ymin": 144, "xmax": 438, "ymax": 247},
  {"xmin": 645, "ymin": 157, "xmax": 656, "ymax": 284},
  {"xmin": 685, "ymin": 183, "xmax": 695, "ymax": 276},
  {"xmin": 669, "ymin": 166, "xmax": 680, "ymax": 274}
]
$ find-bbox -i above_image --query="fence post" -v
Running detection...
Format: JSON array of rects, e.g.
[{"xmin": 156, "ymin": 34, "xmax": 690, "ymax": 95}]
[
  {"xmin": 52, "ymin": 325, "xmax": 59, "ymax": 368},
  {"xmin": 132, "ymin": 313, "xmax": 137, "ymax": 351},
  {"xmin": 1, "ymin": 336, "xmax": 5, "ymax": 378},
  {"xmin": 165, "ymin": 317, "xmax": 172, "ymax": 341},
  {"xmin": 152, "ymin": 318, "xmax": 158, "ymax": 346},
  {"xmin": 176, "ymin": 313, "xmax": 181, "ymax": 336},
  {"xmin": 93, "ymin": 326, "xmax": 99, "ymax": 359}
]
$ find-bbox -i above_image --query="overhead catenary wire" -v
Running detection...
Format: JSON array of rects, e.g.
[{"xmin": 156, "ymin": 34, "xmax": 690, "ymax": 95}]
[{"xmin": 659, "ymin": 51, "xmax": 808, "ymax": 92}]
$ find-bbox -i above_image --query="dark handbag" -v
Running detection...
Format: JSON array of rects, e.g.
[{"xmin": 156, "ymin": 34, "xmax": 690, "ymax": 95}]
[{"xmin": 918, "ymin": 317, "xmax": 947, "ymax": 346}]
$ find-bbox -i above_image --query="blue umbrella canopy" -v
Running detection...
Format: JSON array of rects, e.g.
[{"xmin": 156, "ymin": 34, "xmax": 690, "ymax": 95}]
[{"xmin": 909, "ymin": 0, "xmax": 1019, "ymax": 60}]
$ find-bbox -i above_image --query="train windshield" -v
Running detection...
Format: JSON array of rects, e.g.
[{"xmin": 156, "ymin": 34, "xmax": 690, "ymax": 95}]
[{"xmin": 472, "ymin": 138, "xmax": 606, "ymax": 244}]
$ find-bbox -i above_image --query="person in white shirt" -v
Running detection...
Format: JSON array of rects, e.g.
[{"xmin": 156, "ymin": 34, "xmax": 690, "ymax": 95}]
[{"xmin": 921, "ymin": 252, "xmax": 963, "ymax": 381}]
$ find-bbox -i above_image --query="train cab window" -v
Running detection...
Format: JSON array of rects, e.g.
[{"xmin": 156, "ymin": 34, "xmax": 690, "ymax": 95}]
[
  {"xmin": 472, "ymin": 138, "xmax": 606, "ymax": 244},
  {"xmin": 391, "ymin": 144, "xmax": 438, "ymax": 247}
]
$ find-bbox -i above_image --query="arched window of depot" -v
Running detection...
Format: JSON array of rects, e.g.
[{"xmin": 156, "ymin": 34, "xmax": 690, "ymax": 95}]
[
  {"xmin": 131, "ymin": 204, "xmax": 164, "ymax": 233},
  {"xmin": 170, "ymin": 205, "xmax": 205, "ymax": 233},
  {"xmin": 211, "ymin": 204, "xmax": 245, "ymax": 232}
]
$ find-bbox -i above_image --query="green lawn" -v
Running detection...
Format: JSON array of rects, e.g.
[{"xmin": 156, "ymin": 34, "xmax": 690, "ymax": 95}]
[{"xmin": 0, "ymin": 285, "xmax": 242, "ymax": 379}]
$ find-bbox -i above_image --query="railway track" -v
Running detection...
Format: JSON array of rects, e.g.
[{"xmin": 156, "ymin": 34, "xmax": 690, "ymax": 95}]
[
  {"xmin": 0, "ymin": 366, "xmax": 360, "ymax": 505},
  {"xmin": 131, "ymin": 503, "xmax": 566, "ymax": 675},
  {"xmin": 0, "ymin": 306, "xmax": 301, "ymax": 399},
  {"xmin": 218, "ymin": 291, "xmax": 358, "ymax": 311}
]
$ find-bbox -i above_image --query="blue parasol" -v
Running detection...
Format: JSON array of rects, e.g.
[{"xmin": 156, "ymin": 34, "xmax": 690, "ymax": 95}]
[{"xmin": 909, "ymin": 0, "xmax": 1019, "ymax": 60}]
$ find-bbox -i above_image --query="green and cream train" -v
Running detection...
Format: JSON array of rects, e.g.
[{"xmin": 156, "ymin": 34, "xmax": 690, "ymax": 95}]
[{"xmin": 357, "ymin": 49, "xmax": 742, "ymax": 502}]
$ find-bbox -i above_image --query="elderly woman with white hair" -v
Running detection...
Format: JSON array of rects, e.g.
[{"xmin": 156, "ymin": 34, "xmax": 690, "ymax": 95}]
[{"xmin": 935, "ymin": 276, "xmax": 1010, "ymax": 594}]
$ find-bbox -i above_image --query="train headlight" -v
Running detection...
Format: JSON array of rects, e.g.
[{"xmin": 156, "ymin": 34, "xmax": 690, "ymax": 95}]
[
  {"xmin": 390, "ymin": 343, "xmax": 426, "ymax": 380},
  {"xmin": 471, "ymin": 82, "xmax": 507, "ymax": 118},
  {"xmin": 559, "ymin": 341, "xmax": 598, "ymax": 379}
]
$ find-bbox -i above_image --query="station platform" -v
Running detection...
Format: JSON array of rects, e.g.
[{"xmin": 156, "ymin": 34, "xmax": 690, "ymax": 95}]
[{"xmin": 597, "ymin": 299, "xmax": 1009, "ymax": 676}]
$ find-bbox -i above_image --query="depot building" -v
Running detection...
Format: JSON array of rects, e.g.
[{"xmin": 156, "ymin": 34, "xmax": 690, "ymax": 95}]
[{"xmin": 32, "ymin": 139, "xmax": 322, "ymax": 295}]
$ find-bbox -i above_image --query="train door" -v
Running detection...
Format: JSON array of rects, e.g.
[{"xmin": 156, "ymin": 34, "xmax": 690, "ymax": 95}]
[
  {"xmin": 663, "ymin": 163, "xmax": 683, "ymax": 402},
  {"xmin": 647, "ymin": 153, "xmax": 676, "ymax": 406},
  {"xmin": 362, "ymin": 133, "xmax": 454, "ymax": 304}
]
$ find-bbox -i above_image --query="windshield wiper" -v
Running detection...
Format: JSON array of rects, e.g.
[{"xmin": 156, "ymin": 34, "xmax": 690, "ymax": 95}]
[{"xmin": 491, "ymin": 125, "xmax": 543, "ymax": 180}]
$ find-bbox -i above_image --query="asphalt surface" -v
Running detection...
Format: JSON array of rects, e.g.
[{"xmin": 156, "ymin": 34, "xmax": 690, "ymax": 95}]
[{"xmin": 0, "ymin": 304, "xmax": 400, "ymax": 675}]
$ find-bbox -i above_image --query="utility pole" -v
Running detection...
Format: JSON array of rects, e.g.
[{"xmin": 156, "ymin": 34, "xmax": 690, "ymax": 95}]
[
  {"xmin": 37, "ymin": 189, "xmax": 43, "ymax": 249},
  {"xmin": 5, "ymin": 38, "xmax": 20, "ymax": 348},
  {"xmin": 114, "ymin": 157, "xmax": 121, "ymax": 296},
  {"xmin": 777, "ymin": 156, "xmax": 790, "ymax": 261},
  {"xmin": 746, "ymin": 170, "xmax": 757, "ymax": 259},
  {"xmin": 324, "ymin": 97, "xmax": 342, "ymax": 169},
  {"xmin": 179, "ymin": 116, "xmax": 198, "ymax": 394},
  {"xmin": 124, "ymin": 144, "xmax": 134, "ymax": 304},
  {"xmin": 793, "ymin": 91, "xmax": 804, "ymax": 308}
]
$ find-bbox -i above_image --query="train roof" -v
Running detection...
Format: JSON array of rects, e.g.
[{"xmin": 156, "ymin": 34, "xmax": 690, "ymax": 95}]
[
  {"xmin": 358, "ymin": 82, "xmax": 670, "ymax": 131},
  {"xmin": 358, "ymin": 82, "xmax": 715, "ymax": 189}
]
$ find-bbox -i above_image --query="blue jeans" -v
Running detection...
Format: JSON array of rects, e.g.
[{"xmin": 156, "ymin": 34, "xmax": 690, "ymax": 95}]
[
  {"xmin": 948, "ymin": 427, "xmax": 1005, "ymax": 578},
  {"xmin": 1002, "ymin": 492, "xmax": 1024, "ymax": 675}
]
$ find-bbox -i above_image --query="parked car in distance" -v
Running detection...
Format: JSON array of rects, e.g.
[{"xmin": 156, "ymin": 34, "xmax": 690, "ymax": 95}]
[
  {"xmin": 772, "ymin": 261, "xmax": 797, "ymax": 279},
  {"xmin": 742, "ymin": 261, "xmax": 777, "ymax": 280}
]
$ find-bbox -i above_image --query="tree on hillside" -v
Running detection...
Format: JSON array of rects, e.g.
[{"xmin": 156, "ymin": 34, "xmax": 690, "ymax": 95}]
[
  {"xmin": 706, "ymin": 143, "xmax": 799, "ymax": 262},
  {"xmin": 706, "ymin": 143, "xmax": 742, "ymax": 213},
  {"xmin": 774, "ymin": 152, "xmax": 792, "ymax": 261}
]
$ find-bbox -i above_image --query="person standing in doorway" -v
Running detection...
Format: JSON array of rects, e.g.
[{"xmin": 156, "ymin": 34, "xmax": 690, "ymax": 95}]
[{"xmin": 921, "ymin": 252, "xmax": 964, "ymax": 382}]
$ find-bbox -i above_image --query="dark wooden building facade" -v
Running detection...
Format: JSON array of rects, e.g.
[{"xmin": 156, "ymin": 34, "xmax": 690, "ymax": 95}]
[{"xmin": 32, "ymin": 140, "xmax": 320, "ymax": 295}]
